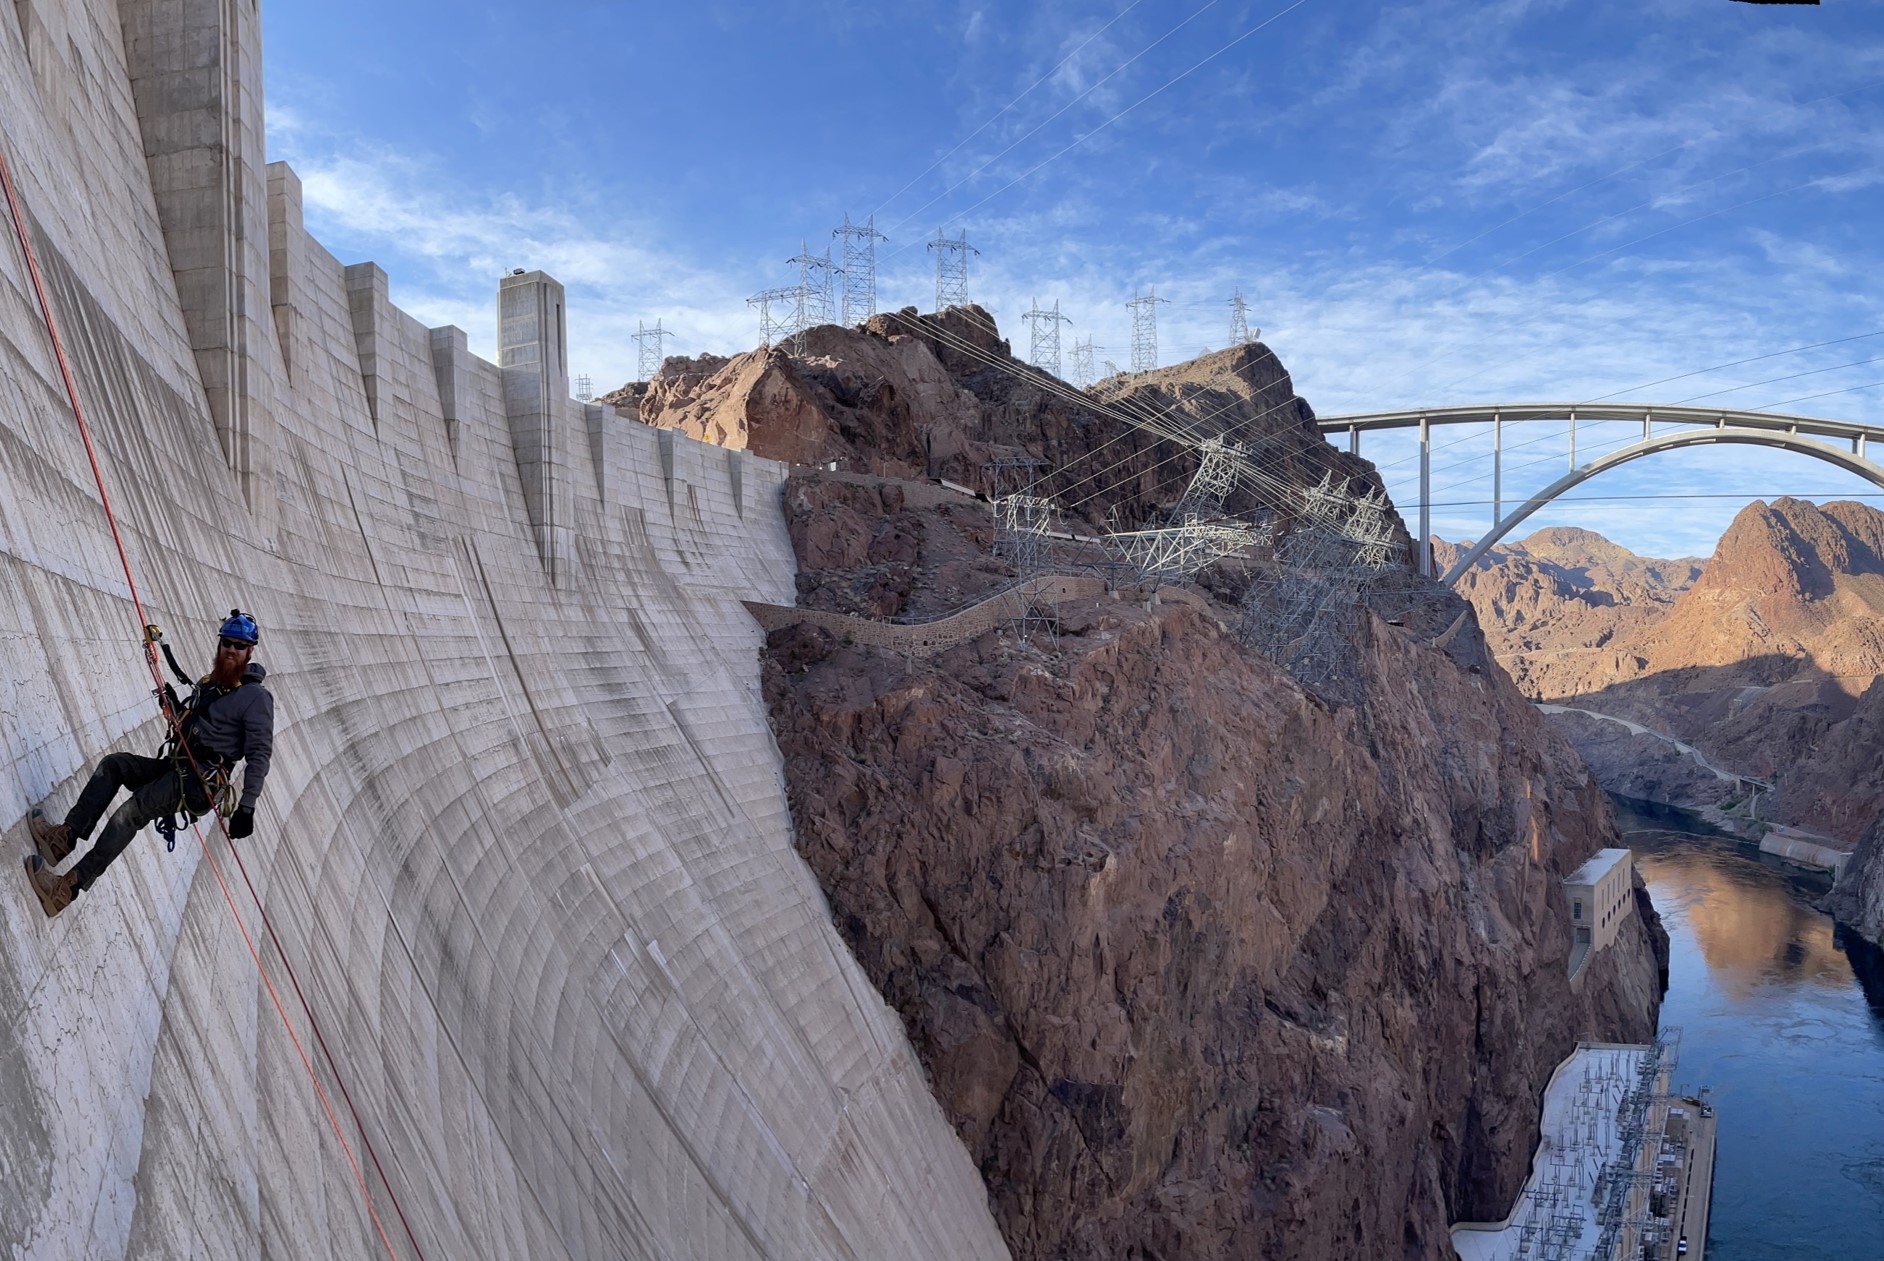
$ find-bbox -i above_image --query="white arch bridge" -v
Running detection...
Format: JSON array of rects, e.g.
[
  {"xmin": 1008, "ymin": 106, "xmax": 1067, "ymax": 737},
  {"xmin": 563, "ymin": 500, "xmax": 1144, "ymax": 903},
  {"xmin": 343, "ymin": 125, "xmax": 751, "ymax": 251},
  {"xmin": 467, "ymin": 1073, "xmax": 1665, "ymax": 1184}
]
[{"xmin": 1316, "ymin": 403, "xmax": 1884, "ymax": 584}]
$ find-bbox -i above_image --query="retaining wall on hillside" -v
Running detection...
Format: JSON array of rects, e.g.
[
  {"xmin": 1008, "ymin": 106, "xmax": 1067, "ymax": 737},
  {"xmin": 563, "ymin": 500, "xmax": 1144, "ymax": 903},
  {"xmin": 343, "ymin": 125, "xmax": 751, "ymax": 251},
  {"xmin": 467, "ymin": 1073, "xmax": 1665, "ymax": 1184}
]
[{"xmin": 0, "ymin": 2, "xmax": 1006, "ymax": 1257}]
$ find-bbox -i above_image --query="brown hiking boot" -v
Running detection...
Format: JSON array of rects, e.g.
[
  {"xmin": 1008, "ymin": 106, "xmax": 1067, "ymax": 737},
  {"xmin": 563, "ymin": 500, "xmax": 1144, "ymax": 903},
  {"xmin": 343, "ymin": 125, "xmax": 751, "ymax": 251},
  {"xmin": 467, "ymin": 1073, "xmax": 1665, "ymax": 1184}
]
[
  {"xmin": 28, "ymin": 810, "xmax": 74, "ymax": 865},
  {"xmin": 23, "ymin": 855, "xmax": 74, "ymax": 917}
]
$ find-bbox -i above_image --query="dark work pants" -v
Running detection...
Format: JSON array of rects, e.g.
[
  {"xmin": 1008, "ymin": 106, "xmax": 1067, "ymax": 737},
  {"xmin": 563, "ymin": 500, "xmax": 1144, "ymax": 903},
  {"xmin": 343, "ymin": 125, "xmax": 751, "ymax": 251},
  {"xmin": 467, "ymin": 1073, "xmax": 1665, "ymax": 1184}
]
[{"xmin": 64, "ymin": 752, "xmax": 207, "ymax": 893}]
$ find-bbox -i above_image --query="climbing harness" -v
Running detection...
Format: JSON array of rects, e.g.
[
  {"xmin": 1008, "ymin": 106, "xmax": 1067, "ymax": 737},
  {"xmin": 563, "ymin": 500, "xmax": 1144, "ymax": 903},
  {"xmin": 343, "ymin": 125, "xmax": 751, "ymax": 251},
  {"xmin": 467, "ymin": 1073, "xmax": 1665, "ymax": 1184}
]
[
  {"xmin": 0, "ymin": 141, "xmax": 423, "ymax": 1260},
  {"xmin": 144, "ymin": 624, "xmax": 237, "ymax": 852}
]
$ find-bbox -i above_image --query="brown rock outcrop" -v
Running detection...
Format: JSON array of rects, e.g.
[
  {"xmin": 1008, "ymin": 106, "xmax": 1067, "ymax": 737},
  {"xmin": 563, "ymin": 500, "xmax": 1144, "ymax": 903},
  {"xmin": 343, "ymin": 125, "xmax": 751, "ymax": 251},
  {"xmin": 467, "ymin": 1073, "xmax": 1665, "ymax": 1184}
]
[
  {"xmin": 632, "ymin": 305, "xmax": 1366, "ymax": 534},
  {"xmin": 764, "ymin": 581, "xmax": 1662, "ymax": 1259},
  {"xmin": 728, "ymin": 310, "xmax": 1665, "ymax": 1257},
  {"xmin": 1829, "ymin": 810, "xmax": 1884, "ymax": 944},
  {"xmin": 1452, "ymin": 502, "xmax": 1884, "ymax": 942},
  {"xmin": 1437, "ymin": 530, "xmax": 1700, "ymax": 699}
]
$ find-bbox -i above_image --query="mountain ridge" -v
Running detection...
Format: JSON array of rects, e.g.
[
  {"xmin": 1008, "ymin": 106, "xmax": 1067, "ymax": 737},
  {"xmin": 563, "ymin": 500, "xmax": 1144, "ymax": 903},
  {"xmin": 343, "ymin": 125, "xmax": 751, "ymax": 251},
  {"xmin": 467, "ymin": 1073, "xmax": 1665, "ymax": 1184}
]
[{"xmin": 1450, "ymin": 502, "xmax": 1884, "ymax": 941}]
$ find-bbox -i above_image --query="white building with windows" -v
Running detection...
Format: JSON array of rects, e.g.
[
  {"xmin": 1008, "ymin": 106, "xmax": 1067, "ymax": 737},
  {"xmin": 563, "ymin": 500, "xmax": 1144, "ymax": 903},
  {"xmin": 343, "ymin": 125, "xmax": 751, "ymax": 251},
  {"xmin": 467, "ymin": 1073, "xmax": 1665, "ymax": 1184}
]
[{"xmin": 1566, "ymin": 847, "xmax": 1634, "ymax": 981}]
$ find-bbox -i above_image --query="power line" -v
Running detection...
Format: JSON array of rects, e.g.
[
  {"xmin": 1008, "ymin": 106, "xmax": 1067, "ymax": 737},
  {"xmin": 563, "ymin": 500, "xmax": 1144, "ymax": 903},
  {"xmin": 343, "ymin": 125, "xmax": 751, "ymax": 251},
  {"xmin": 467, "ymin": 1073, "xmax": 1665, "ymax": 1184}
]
[
  {"xmin": 1358, "ymin": 331, "xmax": 1884, "ymax": 480},
  {"xmin": 1419, "ymin": 75, "xmax": 1884, "ymax": 272},
  {"xmin": 1069, "ymin": 336, "xmax": 1101, "ymax": 388},
  {"xmin": 896, "ymin": 0, "xmax": 1315, "ymax": 255},
  {"xmin": 1754, "ymin": 376, "xmax": 1884, "ymax": 411},
  {"xmin": 880, "ymin": 0, "xmax": 1225, "ymax": 242},
  {"xmin": 1229, "ymin": 288, "xmax": 1255, "ymax": 346},
  {"xmin": 1672, "ymin": 353, "xmax": 1884, "ymax": 405},
  {"xmin": 632, "ymin": 319, "xmax": 672, "ymax": 382},
  {"xmin": 1426, "ymin": 489, "xmax": 1884, "ymax": 509},
  {"xmin": 1424, "ymin": 174, "xmax": 1835, "ymax": 400},
  {"xmin": 1583, "ymin": 329, "xmax": 1884, "ymax": 403},
  {"xmin": 867, "ymin": 0, "xmax": 1151, "ymax": 221}
]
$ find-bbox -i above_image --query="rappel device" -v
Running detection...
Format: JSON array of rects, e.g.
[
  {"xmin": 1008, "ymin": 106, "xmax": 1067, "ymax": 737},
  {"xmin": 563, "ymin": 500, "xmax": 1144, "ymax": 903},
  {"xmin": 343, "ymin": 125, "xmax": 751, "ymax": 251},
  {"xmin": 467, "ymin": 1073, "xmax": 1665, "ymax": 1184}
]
[{"xmin": 143, "ymin": 620, "xmax": 246, "ymax": 850}]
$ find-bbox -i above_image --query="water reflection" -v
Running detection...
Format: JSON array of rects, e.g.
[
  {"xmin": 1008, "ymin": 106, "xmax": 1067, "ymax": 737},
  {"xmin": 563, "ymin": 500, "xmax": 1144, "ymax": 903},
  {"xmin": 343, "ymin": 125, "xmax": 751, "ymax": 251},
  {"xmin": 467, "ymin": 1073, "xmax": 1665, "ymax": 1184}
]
[
  {"xmin": 1629, "ymin": 833, "xmax": 1849, "ymax": 1000},
  {"xmin": 1610, "ymin": 796, "xmax": 1884, "ymax": 1260}
]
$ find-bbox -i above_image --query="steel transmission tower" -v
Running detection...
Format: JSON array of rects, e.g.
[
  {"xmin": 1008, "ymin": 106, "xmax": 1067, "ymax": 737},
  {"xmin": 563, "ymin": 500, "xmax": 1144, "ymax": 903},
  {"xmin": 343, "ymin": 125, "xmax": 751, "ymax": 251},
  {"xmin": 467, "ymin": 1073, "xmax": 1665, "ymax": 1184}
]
[
  {"xmin": 750, "ymin": 242, "xmax": 837, "ymax": 354},
  {"xmin": 787, "ymin": 240, "xmax": 837, "ymax": 329},
  {"xmin": 748, "ymin": 287, "xmax": 799, "ymax": 351},
  {"xmin": 1022, "ymin": 299, "xmax": 1072, "ymax": 378},
  {"xmin": 1068, "ymin": 336, "xmax": 1101, "ymax": 389},
  {"xmin": 633, "ymin": 319, "xmax": 672, "ymax": 381},
  {"xmin": 574, "ymin": 374, "xmax": 593, "ymax": 401},
  {"xmin": 1229, "ymin": 288, "xmax": 1252, "ymax": 345},
  {"xmin": 833, "ymin": 214, "xmax": 888, "ymax": 325},
  {"xmin": 1126, "ymin": 289, "xmax": 1167, "ymax": 372},
  {"xmin": 928, "ymin": 228, "xmax": 978, "ymax": 312}
]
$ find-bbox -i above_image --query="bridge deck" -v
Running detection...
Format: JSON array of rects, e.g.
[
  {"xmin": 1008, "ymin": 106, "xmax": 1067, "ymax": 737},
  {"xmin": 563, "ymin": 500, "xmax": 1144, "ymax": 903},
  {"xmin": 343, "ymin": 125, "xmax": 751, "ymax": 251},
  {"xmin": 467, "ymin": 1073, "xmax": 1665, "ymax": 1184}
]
[{"xmin": 1319, "ymin": 402, "xmax": 1884, "ymax": 443}]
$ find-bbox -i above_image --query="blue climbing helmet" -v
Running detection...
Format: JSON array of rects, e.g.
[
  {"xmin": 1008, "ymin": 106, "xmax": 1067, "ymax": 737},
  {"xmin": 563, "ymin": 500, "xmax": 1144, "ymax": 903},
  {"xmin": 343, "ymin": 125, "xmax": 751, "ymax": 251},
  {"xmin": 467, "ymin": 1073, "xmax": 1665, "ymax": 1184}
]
[{"xmin": 218, "ymin": 609, "xmax": 259, "ymax": 646}]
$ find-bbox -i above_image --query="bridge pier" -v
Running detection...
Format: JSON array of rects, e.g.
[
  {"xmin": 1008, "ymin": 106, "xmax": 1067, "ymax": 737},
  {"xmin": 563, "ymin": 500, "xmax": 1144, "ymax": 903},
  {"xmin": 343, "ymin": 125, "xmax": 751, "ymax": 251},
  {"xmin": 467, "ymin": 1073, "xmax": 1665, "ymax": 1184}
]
[
  {"xmin": 1319, "ymin": 404, "xmax": 1884, "ymax": 586},
  {"xmin": 1419, "ymin": 413, "xmax": 1431, "ymax": 577},
  {"xmin": 1493, "ymin": 412, "xmax": 1502, "ymax": 531}
]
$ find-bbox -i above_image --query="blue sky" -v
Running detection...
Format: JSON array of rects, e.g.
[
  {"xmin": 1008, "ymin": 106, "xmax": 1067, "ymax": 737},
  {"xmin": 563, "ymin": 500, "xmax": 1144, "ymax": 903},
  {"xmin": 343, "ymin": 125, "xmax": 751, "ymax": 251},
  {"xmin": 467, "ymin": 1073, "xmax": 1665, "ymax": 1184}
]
[{"xmin": 263, "ymin": 0, "xmax": 1884, "ymax": 558}]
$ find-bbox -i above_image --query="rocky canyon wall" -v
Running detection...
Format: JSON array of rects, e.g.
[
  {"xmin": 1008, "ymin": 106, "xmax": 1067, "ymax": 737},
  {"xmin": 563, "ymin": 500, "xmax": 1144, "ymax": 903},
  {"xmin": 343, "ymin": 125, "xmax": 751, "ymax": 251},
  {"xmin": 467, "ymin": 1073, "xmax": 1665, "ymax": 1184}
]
[
  {"xmin": 1447, "ymin": 507, "xmax": 1884, "ymax": 947},
  {"xmin": 720, "ymin": 324, "xmax": 1667, "ymax": 1257}
]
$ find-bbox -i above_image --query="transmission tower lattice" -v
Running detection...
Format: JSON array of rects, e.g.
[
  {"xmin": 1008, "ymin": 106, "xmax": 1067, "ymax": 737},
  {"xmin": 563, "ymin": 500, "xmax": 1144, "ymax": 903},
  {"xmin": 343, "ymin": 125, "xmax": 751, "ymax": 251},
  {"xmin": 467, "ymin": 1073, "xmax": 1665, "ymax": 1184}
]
[
  {"xmin": 1127, "ymin": 289, "xmax": 1168, "ymax": 372},
  {"xmin": 748, "ymin": 242, "xmax": 837, "ymax": 355},
  {"xmin": 633, "ymin": 319, "xmax": 672, "ymax": 382},
  {"xmin": 987, "ymin": 453, "xmax": 1057, "ymax": 640},
  {"xmin": 1234, "ymin": 472, "xmax": 1409, "ymax": 698},
  {"xmin": 834, "ymin": 214, "xmax": 888, "ymax": 325},
  {"xmin": 1069, "ymin": 337, "xmax": 1101, "ymax": 389},
  {"xmin": 748, "ymin": 287, "xmax": 800, "ymax": 352},
  {"xmin": 1022, "ymin": 299, "xmax": 1072, "ymax": 379},
  {"xmin": 788, "ymin": 240, "xmax": 837, "ymax": 330},
  {"xmin": 928, "ymin": 228, "xmax": 978, "ymax": 312},
  {"xmin": 1230, "ymin": 288, "xmax": 1253, "ymax": 346},
  {"xmin": 574, "ymin": 374, "xmax": 593, "ymax": 401},
  {"xmin": 1101, "ymin": 439, "xmax": 1262, "ymax": 587}
]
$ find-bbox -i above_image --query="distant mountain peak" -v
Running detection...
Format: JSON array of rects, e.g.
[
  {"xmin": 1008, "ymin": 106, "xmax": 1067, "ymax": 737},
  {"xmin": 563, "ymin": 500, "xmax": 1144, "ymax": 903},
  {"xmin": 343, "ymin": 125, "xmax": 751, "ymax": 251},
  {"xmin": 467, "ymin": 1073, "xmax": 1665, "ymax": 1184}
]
[{"xmin": 1694, "ymin": 497, "xmax": 1884, "ymax": 605}]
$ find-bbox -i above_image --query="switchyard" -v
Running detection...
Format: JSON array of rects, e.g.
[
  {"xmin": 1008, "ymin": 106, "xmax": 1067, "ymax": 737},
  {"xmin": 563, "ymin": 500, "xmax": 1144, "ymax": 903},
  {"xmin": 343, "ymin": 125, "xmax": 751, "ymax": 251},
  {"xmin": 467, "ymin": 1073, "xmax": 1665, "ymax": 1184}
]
[{"xmin": 1452, "ymin": 1038, "xmax": 1716, "ymax": 1261}]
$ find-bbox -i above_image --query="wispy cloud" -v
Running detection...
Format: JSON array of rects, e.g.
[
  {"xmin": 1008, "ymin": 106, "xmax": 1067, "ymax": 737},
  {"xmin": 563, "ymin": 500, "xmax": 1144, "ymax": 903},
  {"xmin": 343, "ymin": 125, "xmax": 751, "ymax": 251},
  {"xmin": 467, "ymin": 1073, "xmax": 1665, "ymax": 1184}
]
[
  {"xmin": 260, "ymin": 0, "xmax": 1883, "ymax": 555},
  {"xmin": 275, "ymin": 130, "xmax": 765, "ymax": 388}
]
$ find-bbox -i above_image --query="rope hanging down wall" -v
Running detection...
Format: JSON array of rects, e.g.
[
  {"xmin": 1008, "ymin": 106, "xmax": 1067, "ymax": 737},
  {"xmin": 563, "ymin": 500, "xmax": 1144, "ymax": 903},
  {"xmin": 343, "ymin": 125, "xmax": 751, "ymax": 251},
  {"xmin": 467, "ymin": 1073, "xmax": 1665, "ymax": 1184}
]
[{"xmin": 0, "ymin": 137, "xmax": 427, "ymax": 1261}]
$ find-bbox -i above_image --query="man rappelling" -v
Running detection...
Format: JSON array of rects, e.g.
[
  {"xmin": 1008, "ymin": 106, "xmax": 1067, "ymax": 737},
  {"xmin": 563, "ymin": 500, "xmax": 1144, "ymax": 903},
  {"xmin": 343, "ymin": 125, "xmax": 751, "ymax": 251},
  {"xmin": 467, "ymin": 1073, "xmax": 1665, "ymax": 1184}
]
[{"xmin": 22, "ymin": 610, "xmax": 274, "ymax": 917}]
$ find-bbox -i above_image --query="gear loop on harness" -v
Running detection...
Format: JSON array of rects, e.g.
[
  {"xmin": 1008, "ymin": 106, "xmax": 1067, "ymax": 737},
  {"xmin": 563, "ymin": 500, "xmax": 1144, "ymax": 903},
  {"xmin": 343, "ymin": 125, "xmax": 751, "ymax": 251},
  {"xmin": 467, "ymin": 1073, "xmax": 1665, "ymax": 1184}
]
[{"xmin": 150, "ymin": 657, "xmax": 240, "ymax": 851}]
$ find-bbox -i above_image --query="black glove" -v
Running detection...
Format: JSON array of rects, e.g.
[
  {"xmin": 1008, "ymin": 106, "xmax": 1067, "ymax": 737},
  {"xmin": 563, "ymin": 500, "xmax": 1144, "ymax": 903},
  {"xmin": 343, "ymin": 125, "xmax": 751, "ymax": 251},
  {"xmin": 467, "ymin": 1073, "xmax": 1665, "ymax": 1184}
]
[{"xmin": 228, "ymin": 807, "xmax": 254, "ymax": 840}]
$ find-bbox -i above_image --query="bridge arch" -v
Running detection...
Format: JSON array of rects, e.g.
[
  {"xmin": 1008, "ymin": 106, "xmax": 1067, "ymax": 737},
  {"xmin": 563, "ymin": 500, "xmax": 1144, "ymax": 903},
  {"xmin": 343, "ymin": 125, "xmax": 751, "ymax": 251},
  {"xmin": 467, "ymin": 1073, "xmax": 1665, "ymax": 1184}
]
[{"xmin": 1440, "ymin": 428, "xmax": 1884, "ymax": 585}]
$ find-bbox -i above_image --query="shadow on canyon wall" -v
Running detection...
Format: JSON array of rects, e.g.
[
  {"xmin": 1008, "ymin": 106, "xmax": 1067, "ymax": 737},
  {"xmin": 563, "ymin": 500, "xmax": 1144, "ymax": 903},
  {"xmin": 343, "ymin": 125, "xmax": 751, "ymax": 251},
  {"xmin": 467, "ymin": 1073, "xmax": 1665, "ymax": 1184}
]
[{"xmin": 1550, "ymin": 653, "xmax": 1884, "ymax": 844}]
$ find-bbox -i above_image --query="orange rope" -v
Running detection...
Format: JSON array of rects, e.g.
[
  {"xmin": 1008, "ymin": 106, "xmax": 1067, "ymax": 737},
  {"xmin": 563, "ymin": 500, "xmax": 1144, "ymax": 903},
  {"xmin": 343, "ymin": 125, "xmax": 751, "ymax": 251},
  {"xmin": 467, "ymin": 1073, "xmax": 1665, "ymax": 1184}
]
[{"xmin": 0, "ymin": 137, "xmax": 423, "ymax": 1260}]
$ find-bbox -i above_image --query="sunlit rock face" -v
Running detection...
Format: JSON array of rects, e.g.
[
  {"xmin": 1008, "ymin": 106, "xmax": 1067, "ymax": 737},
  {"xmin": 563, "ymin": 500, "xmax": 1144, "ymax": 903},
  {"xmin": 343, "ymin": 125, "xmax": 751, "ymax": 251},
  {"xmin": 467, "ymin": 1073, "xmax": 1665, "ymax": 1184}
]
[
  {"xmin": 1453, "ymin": 504, "xmax": 1884, "ymax": 909},
  {"xmin": 743, "ymin": 325, "xmax": 1667, "ymax": 1259}
]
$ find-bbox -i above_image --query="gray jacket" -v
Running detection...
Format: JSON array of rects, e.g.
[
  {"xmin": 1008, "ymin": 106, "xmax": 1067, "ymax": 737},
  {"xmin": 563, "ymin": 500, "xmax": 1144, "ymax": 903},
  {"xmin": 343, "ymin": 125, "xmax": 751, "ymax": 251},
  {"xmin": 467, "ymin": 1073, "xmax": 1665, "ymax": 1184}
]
[{"xmin": 181, "ymin": 662, "xmax": 275, "ymax": 810}]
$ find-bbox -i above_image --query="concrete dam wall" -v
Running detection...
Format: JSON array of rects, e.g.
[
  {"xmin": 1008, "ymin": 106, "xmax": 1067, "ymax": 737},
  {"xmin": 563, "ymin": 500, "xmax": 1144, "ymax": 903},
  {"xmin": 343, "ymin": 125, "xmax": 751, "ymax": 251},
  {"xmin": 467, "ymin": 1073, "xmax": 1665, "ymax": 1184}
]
[{"xmin": 0, "ymin": 1, "xmax": 1006, "ymax": 1256}]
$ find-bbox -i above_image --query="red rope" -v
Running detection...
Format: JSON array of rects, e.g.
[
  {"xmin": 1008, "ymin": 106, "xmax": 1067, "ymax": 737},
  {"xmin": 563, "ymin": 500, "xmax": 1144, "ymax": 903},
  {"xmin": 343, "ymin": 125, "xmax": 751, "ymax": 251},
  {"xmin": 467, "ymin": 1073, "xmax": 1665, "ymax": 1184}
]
[{"xmin": 0, "ymin": 139, "xmax": 426, "ymax": 1261}]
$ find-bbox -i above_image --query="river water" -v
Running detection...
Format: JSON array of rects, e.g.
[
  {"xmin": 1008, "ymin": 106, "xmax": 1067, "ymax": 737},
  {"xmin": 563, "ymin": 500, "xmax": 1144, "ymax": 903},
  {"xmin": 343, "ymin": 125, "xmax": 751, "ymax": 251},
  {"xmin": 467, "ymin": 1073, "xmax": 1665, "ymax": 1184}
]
[{"xmin": 1612, "ymin": 797, "xmax": 1884, "ymax": 1259}]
